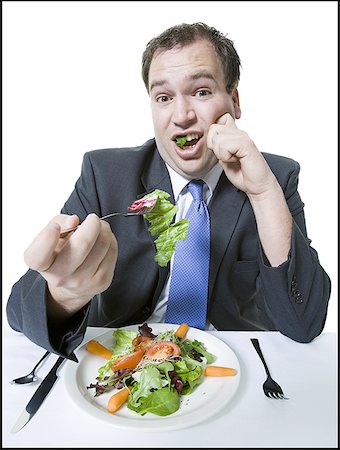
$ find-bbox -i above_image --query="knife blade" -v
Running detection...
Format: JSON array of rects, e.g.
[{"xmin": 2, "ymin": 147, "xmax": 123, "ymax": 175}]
[{"xmin": 11, "ymin": 356, "xmax": 65, "ymax": 433}]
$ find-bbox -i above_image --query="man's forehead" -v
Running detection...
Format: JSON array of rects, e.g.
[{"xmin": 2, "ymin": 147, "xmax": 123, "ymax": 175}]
[
  {"xmin": 149, "ymin": 40, "xmax": 221, "ymax": 91},
  {"xmin": 149, "ymin": 70, "xmax": 217, "ymax": 92},
  {"xmin": 151, "ymin": 39, "xmax": 216, "ymax": 63}
]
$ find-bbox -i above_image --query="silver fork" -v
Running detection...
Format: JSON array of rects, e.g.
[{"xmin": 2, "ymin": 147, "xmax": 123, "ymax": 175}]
[
  {"xmin": 250, "ymin": 338, "xmax": 289, "ymax": 399},
  {"xmin": 59, "ymin": 200, "xmax": 157, "ymax": 238},
  {"xmin": 60, "ymin": 212, "xmax": 147, "ymax": 237}
]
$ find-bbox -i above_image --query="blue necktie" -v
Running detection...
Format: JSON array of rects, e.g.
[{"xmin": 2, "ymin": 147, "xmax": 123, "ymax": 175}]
[{"xmin": 165, "ymin": 180, "xmax": 210, "ymax": 329}]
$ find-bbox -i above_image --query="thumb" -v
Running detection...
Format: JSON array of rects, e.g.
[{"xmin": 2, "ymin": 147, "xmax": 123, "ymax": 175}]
[
  {"xmin": 64, "ymin": 214, "xmax": 80, "ymax": 229},
  {"xmin": 216, "ymin": 112, "xmax": 237, "ymax": 128}
]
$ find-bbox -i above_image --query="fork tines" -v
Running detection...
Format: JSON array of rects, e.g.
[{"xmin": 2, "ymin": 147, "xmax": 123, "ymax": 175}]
[{"xmin": 266, "ymin": 392, "xmax": 289, "ymax": 399}]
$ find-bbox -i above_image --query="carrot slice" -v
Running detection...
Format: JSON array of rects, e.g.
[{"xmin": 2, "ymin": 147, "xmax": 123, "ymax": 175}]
[
  {"xmin": 204, "ymin": 366, "xmax": 237, "ymax": 377},
  {"xmin": 85, "ymin": 339, "xmax": 113, "ymax": 360},
  {"xmin": 175, "ymin": 323, "xmax": 189, "ymax": 339},
  {"xmin": 107, "ymin": 387, "xmax": 131, "ymax": 413}
]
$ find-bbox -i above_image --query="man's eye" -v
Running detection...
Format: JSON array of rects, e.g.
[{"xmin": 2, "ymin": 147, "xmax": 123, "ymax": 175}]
[
  {"xmin": 156, "ymin": 95, "xmax": 170, "ymax": 103},
  {"xmin": 195, "ymin": 90, "xmax": 210, "ymax": 97}
]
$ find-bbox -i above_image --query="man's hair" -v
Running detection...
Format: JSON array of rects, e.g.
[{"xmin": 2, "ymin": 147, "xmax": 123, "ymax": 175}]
[{"xmin": 142, "ymin": 22, "xmax": 241, "ymax": 94}]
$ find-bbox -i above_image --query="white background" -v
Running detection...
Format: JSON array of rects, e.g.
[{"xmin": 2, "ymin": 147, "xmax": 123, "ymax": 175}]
[{"xmin": 3, "ymin": 1, "xmax": 337, "ymax": 331}]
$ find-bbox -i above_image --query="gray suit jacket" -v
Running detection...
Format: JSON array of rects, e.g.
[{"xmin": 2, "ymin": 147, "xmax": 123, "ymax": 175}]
[{"xmin": 6, "ymin": 139, "xmax": 331, "ymax": 358}]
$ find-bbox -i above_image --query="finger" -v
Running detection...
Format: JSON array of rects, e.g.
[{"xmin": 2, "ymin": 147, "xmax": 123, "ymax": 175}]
[
  {"xmin": 207, "ymin": 114, "xmax": 238, "ymax": 149},
  {"xmin": 215, "ymin": 111, "xmax": 229, "ymax": 125},
  {"xmin": 46, "ymin": 224, "xmax": 117, "ymax": 296},
  {"xmin": 207, "ymin": 123, "xmax": 234, "ymax": 150},
  {"xmin": 24, "ymin": 220, "xmax": 62, "ymax": 271},
  {"xmin": 53, "ymin": 214, "xmax": 79, "ymax": 229},
  {"xmin": 55, "ymin": 215, "xmax": 80, "ymax": 247},
  {"xmin": 48, "ymin": 214, "xmax": 102, "ymax": 277},
  {"xmin": 90, "ymin": 239, "xmax": 118, "ymax": 293},
  {"xmin": 66, "ymin": 223, "xmax": 117, "ymax": 289},
  {"xmin": 24, "ymin": 214, "xmax": 81, "ymax": 271},
  {"xmin": 207, "ymin": 124, "xmax": 221, "ymax": 149},
  {"xmin": 208, "ymin": 132, "xmax": 240, "ymax": 163}
]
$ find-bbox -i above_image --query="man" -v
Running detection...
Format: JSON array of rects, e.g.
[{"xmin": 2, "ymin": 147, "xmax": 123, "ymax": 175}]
[{"xmin": 6, "ymin": 23, "xmax": 331, "ymax": 359}]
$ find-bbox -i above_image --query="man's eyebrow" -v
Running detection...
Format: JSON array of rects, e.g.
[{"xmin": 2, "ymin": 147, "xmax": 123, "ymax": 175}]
[
  {"xmin": 149, "ymin": 71, "xmax": 217, "ymax": 92},
  {"xmin": 190, "ymin": 71, "xmax": 216, "ymax": 82},
  {"xmin": 150, "ymin": 80, "xmax": 166, "ymax": 92}
]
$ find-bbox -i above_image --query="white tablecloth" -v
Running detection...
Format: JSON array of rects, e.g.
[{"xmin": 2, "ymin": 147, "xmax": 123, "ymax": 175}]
[{"xmin": 2, "ymin": 323, "xmax": 337, "ymax": 448}]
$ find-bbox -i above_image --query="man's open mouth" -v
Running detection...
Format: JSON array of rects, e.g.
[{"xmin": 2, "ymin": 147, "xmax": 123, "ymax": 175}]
[{"xmin": 174, "ymin": 133, "xmax": 203, "ymax": 148}]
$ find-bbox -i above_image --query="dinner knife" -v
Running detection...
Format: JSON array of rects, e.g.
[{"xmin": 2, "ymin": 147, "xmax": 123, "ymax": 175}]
[{"xmin": 11, "ymin": 356, "xmax": 65, "ymax": 433}]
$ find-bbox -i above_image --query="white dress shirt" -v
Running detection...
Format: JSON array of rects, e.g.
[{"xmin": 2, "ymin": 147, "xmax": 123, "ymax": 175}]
[{"xmin": 147, "ymin": 162, "xmax": 223, "ymax": 330}]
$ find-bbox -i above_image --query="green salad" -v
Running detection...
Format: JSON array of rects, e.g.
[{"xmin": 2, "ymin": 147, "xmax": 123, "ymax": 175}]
[{"xmin": 87, "ymin": 323, "xmax": 215, "ymax": 417}]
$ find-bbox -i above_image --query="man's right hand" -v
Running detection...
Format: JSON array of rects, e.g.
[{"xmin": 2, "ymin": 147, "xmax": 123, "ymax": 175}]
[{"xmin": 24, "ymin": 213, "xmax": 118, "ymax": 321}]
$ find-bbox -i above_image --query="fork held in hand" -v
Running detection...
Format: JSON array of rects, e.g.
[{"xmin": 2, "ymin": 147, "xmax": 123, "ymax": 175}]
[
  {"xmin": 59, "ymin": 212, "xmax": 145, "ymax": 238},
  {"xmin": 250, "ymin": 338, "xmax": 289, "ymax": 399},
  {"xmin": 59, "ymin": 197, "xmax": 157, "ymax": 238}
]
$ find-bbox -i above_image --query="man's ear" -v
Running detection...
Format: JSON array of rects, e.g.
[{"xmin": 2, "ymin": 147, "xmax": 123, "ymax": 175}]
[{"xmin": 232, "ymin": 88, "xmax": 241, "ymax": 119}]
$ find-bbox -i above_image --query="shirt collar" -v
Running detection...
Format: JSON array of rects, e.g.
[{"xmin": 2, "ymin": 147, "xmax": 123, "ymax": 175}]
[{"xmin": 165, "ymin": 163, "xmax": 223, "ymax": 202}]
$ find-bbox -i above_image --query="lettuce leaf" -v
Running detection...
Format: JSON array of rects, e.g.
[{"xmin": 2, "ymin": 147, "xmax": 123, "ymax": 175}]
[
  {"xmin": 173, "ymin": 357, "xmax": 204, "ymax": 394},
  {"xmin": 142, "ymin": 189, "xmax": 189, "ymax": 267},
  {"xmin": 154, "ymin": 220, "xmax": 189, "ymax": 267},
  {"xmin": 190, "ymin": 339, "xmax": 215, "ymax": 364},
  {"xmin": 128, "ymin": 362, "xmax": 181, "ymax": 415},
  {"xmin": 180, "ymin": 339, "xmax": 215, "ymax": 364},
  {"xmin": 128, "ymin": 386, "xmax": 180, "ymax": 416},
  {"xmin": 129, "ymin": 366, "xmax": 163, "ymax": 408},
  {"xmin": 143, "ymin": 190, "xmax": 178, "ymax": 235},
  {"xmin": 97, "ymin": 330, "xmax": 137, "ymax": 379},
  {"xmin": 111, "ymin": 330, "xmax": 137, "ymax": 355},
  {"xmin": 176, "ymin": 136, "xmax": 188, "ymax": 148}
]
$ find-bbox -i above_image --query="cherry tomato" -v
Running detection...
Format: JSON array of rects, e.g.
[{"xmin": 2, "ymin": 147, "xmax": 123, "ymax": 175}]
[
  {"xmin": 111, "ymin": 349, "xmax": 144, "ymax": 371},
  {"xmin": 144, "ymin": 341, "xmax": 181, "ymax": 360}
]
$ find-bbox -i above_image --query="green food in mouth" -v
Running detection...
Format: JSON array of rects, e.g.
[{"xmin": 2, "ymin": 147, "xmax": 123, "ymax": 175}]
[{"xmin": 175, "ymin": 136, "xmax": 188, "ymax": 148}]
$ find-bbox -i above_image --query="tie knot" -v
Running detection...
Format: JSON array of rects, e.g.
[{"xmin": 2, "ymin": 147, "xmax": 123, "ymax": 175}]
[{"xmin": 187, "ymin": 179, "xmax": 204, "ymax": 202}]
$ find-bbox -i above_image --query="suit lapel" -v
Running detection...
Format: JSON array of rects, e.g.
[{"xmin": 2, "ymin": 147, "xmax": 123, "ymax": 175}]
[{"xmin": 208, "ymin": 174, "xmax": 247, "ymax": 296}]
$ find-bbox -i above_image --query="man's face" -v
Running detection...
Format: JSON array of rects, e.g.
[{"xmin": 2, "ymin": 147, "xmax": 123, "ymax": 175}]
[{"xmin": 148, "ymin": 39, "xmax": 240, "ymax": 179}]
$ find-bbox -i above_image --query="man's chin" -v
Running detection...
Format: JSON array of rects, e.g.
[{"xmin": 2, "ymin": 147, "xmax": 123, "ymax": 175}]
[
  {"xmin": 156, "ymin": 140, "xmax": 218, "ymax": 178},
  {"xmin": 172, "ymin": 157, "xmax": 218, "ymax": 179}
]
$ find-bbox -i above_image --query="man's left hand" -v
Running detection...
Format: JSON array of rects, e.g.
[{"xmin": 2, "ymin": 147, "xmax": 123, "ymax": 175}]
[{"xmin": 207, "ymin": 113, "xmax": 276, "ymax": 197}]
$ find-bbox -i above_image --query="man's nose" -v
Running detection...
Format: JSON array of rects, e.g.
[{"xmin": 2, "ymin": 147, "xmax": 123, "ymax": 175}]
[{"xmin": 171, "ymin": 97, "xmax": 196, "ymax": 127}]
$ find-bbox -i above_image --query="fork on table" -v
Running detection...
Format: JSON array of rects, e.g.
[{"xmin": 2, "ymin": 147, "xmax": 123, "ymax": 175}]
[{"xmin": 250, "ymin": 338, "xmax": 289, "ymax": 399}]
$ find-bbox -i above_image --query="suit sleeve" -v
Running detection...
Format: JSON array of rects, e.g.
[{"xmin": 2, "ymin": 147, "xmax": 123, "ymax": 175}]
[
  {"xmin": 255, "ymin": 160, "xmax": 331, "ymax": 342},
  {"xmin": 6, "ymin": 152, "xmax": 101, "ymax": 358}
]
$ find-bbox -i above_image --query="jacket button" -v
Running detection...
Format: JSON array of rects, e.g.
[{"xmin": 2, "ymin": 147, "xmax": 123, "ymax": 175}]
[{"xmin": 295, "ymin": 293, "xmax": 303, "ymax": 303}]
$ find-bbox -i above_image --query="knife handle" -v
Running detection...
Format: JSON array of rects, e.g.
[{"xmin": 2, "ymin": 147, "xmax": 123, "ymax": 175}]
[{"xmin": 26, "ymin": 357, "xmax": 65, "ymax": 415}]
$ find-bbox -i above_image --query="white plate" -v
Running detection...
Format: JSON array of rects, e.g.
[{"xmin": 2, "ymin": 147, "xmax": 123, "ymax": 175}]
[{"xmin": 64, "ymin": 323, "xmax": 241, "ymax": 431}]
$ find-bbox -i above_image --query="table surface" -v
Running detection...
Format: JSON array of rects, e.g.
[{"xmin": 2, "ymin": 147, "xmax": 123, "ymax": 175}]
[{"xmin": 2, "ymin": 323, "xmax": 338, "ymax": 448}]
